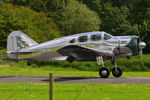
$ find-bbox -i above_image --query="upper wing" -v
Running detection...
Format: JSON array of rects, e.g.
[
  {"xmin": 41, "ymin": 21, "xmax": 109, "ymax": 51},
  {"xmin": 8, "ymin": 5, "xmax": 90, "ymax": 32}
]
[{"xmin": 58, "ymin": 45, "xmax": 132, "ymax": 62}]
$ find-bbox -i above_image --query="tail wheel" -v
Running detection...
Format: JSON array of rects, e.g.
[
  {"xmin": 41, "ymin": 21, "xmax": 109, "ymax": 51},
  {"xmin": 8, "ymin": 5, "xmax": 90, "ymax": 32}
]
[
  {"xmin": 27, "ymin": 60, "xmax": 32, "ymax": 66},
  {"xmin": 99, "ymin": 67, "xmax": 110, "ymax": 78},
  {"xmin": 112, "ymin": 67, "xmax": 122, "ymax": 77}
]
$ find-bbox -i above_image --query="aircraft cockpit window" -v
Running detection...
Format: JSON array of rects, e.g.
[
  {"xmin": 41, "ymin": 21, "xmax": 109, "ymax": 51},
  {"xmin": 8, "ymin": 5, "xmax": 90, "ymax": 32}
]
[
  {"xmin": 104, "ymin": 33, "xmax": 112, "ymax": 40},
  {"xmin": 78, "ymin": 35, "xmax": 88, "ymax": 42},
  {"xmin": 91, "ymin": 34, "xmax": 101, "ymax": 41},
  {"xmin": 70, "ymin": 38, "xmax": 75, "ymax": 43}
]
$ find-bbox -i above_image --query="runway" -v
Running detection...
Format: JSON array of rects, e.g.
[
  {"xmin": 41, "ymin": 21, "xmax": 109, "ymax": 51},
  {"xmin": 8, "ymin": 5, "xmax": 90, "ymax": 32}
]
[{"xmin": 0, "ymin": 76, "xmax": 150, "ymax": 84}]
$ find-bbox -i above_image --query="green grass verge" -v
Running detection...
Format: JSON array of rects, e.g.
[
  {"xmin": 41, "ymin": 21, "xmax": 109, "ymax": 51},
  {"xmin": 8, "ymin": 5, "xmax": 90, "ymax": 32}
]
[
  {"xmin": 0, "ymin": 64, "xmax": 150, "ymax": 77},
  {"xmin": 0, "ymin": 64, "xmax": 98, "ymax": 76},
  {"xmin": 9, "ymin": 54, "xmax": 150, "ymax": 72},
  {"xmin": 0, "ymin": 83, "xmax": 150, "ymax": 100},
  {"xmin": 1, "ymin": 49, "xmax": 150, "ymax": 71},
  {"xmin": 1, "ymin": 50, "xmax": 150, "ymax": 77}
]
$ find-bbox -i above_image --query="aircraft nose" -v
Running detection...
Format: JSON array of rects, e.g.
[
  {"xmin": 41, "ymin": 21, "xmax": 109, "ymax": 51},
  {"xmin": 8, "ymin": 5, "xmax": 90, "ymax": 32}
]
[{"xmin": 139, "ymin": 42, "xmax": 146, "ymax": 49}]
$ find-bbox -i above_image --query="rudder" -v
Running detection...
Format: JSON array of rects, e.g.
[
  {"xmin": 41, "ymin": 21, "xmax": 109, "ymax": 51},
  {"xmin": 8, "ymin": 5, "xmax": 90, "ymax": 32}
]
[{"xmin": 7, "ymin": 31, "xmax": 38, "ymax": 59}]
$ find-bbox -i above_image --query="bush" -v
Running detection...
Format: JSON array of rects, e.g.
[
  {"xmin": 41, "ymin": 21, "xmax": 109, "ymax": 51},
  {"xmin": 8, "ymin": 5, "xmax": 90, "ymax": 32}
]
[{"xmin": 0, "ymin": 3, "xmax": 60, "ymax": 49}]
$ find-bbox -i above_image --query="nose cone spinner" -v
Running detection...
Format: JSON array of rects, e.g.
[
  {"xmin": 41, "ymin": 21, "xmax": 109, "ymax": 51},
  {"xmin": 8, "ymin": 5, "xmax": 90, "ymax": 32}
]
[{"xmin": 139, "ymin": 42, "xmax": 146, "ymax": 49}]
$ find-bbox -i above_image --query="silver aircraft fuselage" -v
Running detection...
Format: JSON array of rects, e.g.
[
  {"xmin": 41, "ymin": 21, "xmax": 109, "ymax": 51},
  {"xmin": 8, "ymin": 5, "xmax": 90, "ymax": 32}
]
[{"xmin": 7, "ymin": 31, "xmax": 146, "ymax": 62}]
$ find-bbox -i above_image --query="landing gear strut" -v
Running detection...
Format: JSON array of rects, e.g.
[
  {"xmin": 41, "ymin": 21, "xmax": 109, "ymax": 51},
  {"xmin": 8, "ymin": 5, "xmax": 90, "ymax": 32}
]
[
  {"xmin": 97, "ymin": 56, "xmax": 110, "ymax": 78},
  {"xmin": 97, "ymin": 56, "xmax": 123, "ymax": 78},
  {"xmin": 112, "ymin": 59, "xmax": 122, "ymax": 77}
]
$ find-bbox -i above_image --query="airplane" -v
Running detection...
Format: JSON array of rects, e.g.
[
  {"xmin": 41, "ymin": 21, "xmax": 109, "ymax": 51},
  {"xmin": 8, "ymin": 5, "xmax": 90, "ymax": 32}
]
[{"xmin": 7, "ymin": 31, "xmax": 146, "ymax": 78}]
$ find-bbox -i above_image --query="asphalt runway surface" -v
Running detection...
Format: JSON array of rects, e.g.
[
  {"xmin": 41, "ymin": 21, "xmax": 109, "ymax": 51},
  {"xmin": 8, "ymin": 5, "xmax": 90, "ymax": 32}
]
[{"xmin": 0, "ymin": 76, "xmax": 150, "ymax": 84}]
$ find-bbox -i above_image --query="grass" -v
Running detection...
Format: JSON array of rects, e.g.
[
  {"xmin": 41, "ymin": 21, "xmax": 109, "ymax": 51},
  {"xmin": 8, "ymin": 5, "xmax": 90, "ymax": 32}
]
[
  {"xmin": 0, "ymin": 83, "xmax": 150, "ymax": 100},
  {"xmin": 0, "ymin": 64, "xmax": 150, "ymax": 77},
  {"xmin": 11, "ymin": 54, "xmax": 150, "ymax": 72},
  {"xmin": 1, "ymin": 49, "xmax": 150, "ymax": 72},
  {"xmin": 0, "ymin": 64, "xmax": 98, "ymax": 76},
  {"xmin": 0, "ymin": 51, "xmax": 150, "ymax": 100},
  {"xmin": 0, "ymin": 50, "xmax": 150, "ymax": 77}
]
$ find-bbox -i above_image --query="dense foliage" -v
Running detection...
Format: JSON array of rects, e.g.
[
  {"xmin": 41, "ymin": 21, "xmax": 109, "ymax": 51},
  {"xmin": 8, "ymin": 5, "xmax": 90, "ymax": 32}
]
[
  {"xmin": 0, "ymin": 0, "xmax": 150, "ymax": 52},
  {"xmin": 49, "ymin": 0, "xmax": 100, "ymax": 35},
  {"xmin": 0, "ymin": 3, "xmax": 60, "ymax": 49},
  {"xmin": 79, "ymin": 0, "xmax": 150, "ymax": 52},
  {"xmin": 2, "ymin": 0, "xmax": 101, "ymax": 35}
]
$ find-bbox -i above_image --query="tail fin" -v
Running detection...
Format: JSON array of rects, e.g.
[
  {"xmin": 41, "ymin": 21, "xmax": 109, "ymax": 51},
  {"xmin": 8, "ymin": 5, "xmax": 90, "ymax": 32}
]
[{"xmin": 7, "ymin": 31, "xmax": 38, "ymax": 59}]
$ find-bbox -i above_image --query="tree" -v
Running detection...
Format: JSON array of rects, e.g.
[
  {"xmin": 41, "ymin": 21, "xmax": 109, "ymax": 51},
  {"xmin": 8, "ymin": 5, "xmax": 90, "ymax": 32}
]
[
  {"xmin": 3, "ymin": 0, "xmax": 48, "ymax": 12},
  {"xmin": 139, "ymin": 8, "xmax": 150, "ymax": 53},
  {"xmin": 100, "ymin": 3, "xmax": 133, "ymax": 35},
  {"xmin": 0, "ymin": 3, "xmax": 60, "ymax": 49},
  {"xmin": 78, "ymin": 0, "xmax": 102, "ymax": 13},
  {"xmin": 49, "ymin": 0, "xmax": 100, "ymax": 35}
]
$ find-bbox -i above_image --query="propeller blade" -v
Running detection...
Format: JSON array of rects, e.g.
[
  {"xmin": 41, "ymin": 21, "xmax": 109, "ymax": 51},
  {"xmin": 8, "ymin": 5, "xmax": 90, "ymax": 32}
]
[
  {"xmin": 135, "ymin": 24, "xmax": 145, "ymax": 66},
  {"xmin": 139, "ymin": 49, "xmax": 145, "ymax": 66},
  {"xmin": 138, "ymin": 41, "xmax": 146, "ymax": 67}
]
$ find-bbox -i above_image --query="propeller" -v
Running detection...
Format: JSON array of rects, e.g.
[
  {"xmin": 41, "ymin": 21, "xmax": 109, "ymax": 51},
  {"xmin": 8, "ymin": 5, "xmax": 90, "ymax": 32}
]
[
  {"xmin": 136, "ymin": 25, "xmax": 146, "ymax": 66},
  {"xmin": 138, "ymin": 31, "xmax": 142, "ymax": 57},
  {"xmin": 138, "ymin": 41, "xmax": 146, "ymax": 66}
]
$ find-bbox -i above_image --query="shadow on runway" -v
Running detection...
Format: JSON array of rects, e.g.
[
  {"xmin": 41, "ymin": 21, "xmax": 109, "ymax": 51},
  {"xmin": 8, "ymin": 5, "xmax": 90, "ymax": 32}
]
[
  {"xmin": 0, "ymin": 75, "xmax": 16, "ymax": 78},
  {"xmin": 42, "ymin": 76, "xmax": 100, "ymax": 82}
]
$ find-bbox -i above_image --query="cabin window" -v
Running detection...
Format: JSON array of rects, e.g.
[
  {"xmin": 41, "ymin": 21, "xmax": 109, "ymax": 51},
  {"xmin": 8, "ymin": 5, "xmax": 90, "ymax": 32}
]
[
  {"xmin": 78, "ymin": 35, "xmax": 88, "ymax": 42},
  {"xmin": 91, "ymin": 34, "xmax": 101, "ymax": 41},
  {"xmin": 70, "ymin": 38, "xmax": 75, "ymax": 43},
  {"xmin": 104, "ymin": 33, "xmax": 112, "ymax": 40}
]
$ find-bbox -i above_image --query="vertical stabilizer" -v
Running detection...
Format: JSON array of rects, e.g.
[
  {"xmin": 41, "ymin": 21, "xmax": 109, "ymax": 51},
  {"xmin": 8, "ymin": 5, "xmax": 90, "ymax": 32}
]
[{"xmin": 7, "ymin": 31, "xmax": 38, "ymax": 59}]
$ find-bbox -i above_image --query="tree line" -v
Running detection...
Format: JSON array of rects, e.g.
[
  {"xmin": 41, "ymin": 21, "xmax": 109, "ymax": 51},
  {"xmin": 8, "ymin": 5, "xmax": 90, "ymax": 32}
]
[{"xmin": 0, "ymin": 0, "xmax": 150, "ymax": 53}]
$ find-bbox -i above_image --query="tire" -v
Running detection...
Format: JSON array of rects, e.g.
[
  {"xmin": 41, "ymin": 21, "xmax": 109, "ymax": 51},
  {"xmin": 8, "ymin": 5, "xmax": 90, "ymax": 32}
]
[
  {"xmin": 13, "ymin": 59, "xmax": 19, "ymax": 63},
  {"xmin": 99, "ymin": 67, "xmax": 110, "ymax": 78},
  {"xmin": 112, "ymin": 67, "xmax": 122, "ymax": 77}
]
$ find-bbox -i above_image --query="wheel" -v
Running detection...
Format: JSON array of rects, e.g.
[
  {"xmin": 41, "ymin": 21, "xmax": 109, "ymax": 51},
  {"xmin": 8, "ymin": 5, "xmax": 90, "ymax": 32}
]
[
  {"xmin": 112, "ymin": 67, "xmax": 122, "ymax": 77},
  {"xmin": 13, "ymin": 59, "xmax": 19, "ymax": 62},
  {"xmin": 99, "ymin": 67, "xmax": 110, "ymax": 78},
  {"xmin": 27, "ymin": 60, "xmax": 32, "ymax": 66}
]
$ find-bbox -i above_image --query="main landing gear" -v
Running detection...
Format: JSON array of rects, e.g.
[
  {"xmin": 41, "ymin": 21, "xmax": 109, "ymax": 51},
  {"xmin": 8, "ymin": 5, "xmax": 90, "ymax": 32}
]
[
  {"xmin": 112, "ymin": 59, "xmax": 122, "ymax": 77},
  {"xmin": 96, "ymin": 56, "xmax": 122, "ymax": 78}
]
